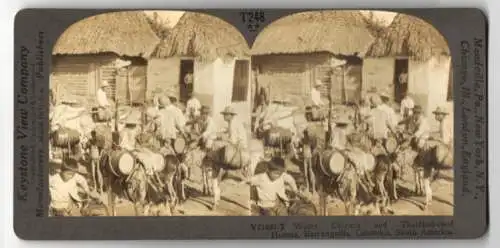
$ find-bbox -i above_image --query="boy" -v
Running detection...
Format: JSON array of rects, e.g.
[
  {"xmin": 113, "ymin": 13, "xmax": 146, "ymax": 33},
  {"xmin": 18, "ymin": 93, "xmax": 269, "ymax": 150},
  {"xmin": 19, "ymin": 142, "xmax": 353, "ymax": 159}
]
[
  {"xmin": 49, "ymin": 158, "xmax": 99, "ymax": 216},
  {"xmin": 244, "ymin": 157, "xmax": 299, "ymax": 216}
]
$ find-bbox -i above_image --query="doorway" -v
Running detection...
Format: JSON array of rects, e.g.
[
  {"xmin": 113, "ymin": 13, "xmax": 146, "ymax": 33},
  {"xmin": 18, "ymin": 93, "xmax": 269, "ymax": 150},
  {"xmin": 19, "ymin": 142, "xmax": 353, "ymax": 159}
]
[
  {"xmin": 179, "ymin": 59, "xmax": 194, "ymax": 104},
  {"xmin": 232, "ymin": 60, "xmax": 250, "ymax": 102},
  {"xmin": 394, "ymin": 58, "xmax": 409, "ymax": 103}
]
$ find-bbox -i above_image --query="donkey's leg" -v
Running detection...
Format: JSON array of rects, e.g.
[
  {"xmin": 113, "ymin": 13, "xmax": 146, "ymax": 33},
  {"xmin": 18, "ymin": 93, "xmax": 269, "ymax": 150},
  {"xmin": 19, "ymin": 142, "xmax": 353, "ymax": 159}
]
[
  {"xmin": 414, "ymin": 167, "xmax": 422, "ymax": 195},
  {"xmin": 308, "ymin": 158, "xmax": 316, "ymax": 196},
  {"xmin": 303, "ymin": 158, "xmax": 310, "ymax": 193},
  {"xmin": 201, "ymin": 165, "xmax": 208, "ymax": 195},
  {"xmin": 107, "ymin": 176, "xmax": 116, "ymax": 216},
  {"xmin": 423, "ymin": 167, "xmax": 434, "ymax": 210},
  {"xmin": 211, "ymin": 168, "xmax": 224, "ymax": 211},
  {"xmin": 91, "ymin": 159, "xmax": 98, "ymax": 192}
]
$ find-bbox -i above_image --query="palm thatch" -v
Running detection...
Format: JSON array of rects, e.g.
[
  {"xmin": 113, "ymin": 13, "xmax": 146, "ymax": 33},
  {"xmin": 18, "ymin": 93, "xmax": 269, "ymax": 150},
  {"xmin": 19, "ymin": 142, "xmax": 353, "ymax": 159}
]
[
  {"xmin": 152, "ymin": 12, "xmax": 250, "ymax": 61},
  {"xmin": 53, "ymin": 11, "xmax": 160, "ymax": 58},
  {"xmin": 251, "ymin": 11, "xmax": 374, "ymax": 56},
  {"xmin": 366, "ymin": 13, "xmax": 450, "ymax": 61}
]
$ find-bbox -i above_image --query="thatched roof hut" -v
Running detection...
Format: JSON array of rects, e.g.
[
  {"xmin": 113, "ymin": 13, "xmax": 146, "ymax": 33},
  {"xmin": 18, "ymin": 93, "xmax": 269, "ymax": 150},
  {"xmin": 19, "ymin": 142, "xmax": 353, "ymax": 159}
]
[
  {"xmin": 152, "ymin": 12, "xmax": 250, "ymax": 61},
  {"xmin": 252, "ymin": 11, "xmax": 374, "ymax": 56},
  {"xmin": 366, "ymin": 13, "xmax": 450, "ymax": 61},
  {"xmin": 53, "ymin": 11, "xmax": 160, "ymax": 58}
]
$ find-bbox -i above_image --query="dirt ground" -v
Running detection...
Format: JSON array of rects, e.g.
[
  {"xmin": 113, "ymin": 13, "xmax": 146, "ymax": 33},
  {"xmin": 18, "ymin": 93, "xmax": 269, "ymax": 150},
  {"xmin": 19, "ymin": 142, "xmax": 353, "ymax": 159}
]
[
  {"xmin": 104, "ymin": 164, "xmax": 250, "ymax": 216},
  {"xmin": 250, "ymin": 137, "xmax": 454, "ymax": 216}
]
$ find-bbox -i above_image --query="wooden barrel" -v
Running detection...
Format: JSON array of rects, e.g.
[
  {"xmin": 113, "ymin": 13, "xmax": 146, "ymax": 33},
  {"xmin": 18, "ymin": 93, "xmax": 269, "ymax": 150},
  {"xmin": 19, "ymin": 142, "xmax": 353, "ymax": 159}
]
[
  {"xmin": 223, "ymin": 144, "xmax": 250, "ymax": 170},
  {"xmin": 173, "ymin": 137, "xmax": 186, "ymax": 154},
  {"xmin": 108, "ymin": 150, "xmax": 135, "ymax": 177},
  {"xmin": 320, "ymin": 149, "xmax": 345, "ymax": 176},
  {"xmin": 52, "ymin": 128, "xmax": 80, "ymax": 148},
  {"xmin": 151, "ymin": 152, "xmax": 166, "ymax": 172}
]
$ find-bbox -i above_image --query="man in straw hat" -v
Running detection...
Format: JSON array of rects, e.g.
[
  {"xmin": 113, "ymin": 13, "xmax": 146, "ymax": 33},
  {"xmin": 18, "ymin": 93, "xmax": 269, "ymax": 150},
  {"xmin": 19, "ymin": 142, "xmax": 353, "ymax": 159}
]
[
  {"xmin": 329, "ymin": 115, "xmax": 352, "ymax": 150},
  {"xmin": 119, "ymin": 112, "xmax": 142, "ymax": 151},
  {"xmin": 197, "ymin": 105, "xmax": 217, "ymax": 149},
  {"xmin": 242, "ymin": 156, "xmax": 298, "ymax": 216},
  {"xmin": 220, "ymin": 105, "xmax": 248, "ymax": 149},
  {"xmin": 406, "ymin": 105, "xmax": 430, "ymax": 150},
  {"xmin": 367, "ymin": 93, "xmax": 396, "ymax": 148},
  {"xmin": 432, "ymin": 106, "xmax": 453, "ymax": 147},
  {"xmin": 378, "ymin": 91, "xmax": 399, "ymax": 128},
  {"xmin": 311, "ymin": 80, "xmax": 324, "ymax": 107},
  {"xmin": 157, "ymin": 95, "xmax": 187, "ymax": 149},
  {"xmin": 49, "ymin": 157, "xmax": 99, "ymax": 216}
]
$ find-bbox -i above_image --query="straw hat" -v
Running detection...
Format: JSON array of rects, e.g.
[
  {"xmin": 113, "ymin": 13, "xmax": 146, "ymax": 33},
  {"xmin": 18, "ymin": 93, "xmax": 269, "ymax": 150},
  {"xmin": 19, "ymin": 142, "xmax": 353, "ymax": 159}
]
[
  {"xmin": 432, "ymin": 106, "xmax": 449, "ymax": 115},
  {"xmin": 335, "ymin": 115, "xmax": 351, "ymax": 125},
  {"xmin": 220, "ymin": 106, "xmax": 237, "ymax": 115},
  {"xmin": 379, "ymin": 91, "xmax": 390, "ymax": 99},
  {"xmin": 158, "ymin": 96, "xmax": 171, "ymax": 107},
  {"xmin": 101, "ymin": 80, "xmax": 110, "ymax": 88}
]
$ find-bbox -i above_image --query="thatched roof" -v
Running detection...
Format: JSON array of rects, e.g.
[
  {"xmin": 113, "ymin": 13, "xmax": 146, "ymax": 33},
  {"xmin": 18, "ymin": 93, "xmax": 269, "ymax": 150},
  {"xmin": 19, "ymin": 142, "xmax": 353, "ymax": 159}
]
[
  {"xmin": 152, "ymin": 12, "xmax": 250, "ymax": 61},
  {"xmin": 251, "ymin": 11, "xmax": 374, "ymax": 56},
  {"xmin": 53, "ymin": 11, "xmax": 160, "ymax": 58},
  {"xmin": 366, "ymin": 14, "xmax": 450, "ymax": 61}
]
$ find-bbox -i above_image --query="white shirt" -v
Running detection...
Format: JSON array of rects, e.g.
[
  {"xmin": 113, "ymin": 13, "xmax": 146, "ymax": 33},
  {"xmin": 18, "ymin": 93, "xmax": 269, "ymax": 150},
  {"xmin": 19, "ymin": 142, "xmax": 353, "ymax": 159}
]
[
  {"xmin": 96, "ymin": 88, "xmax": 110, "ymax": 108},
  {"xmin": 440, "ymin": 117, "xmax": 453, "ymax": 146},
  {"xmin": 186, "ymin": 97, "xmax": 201, "ymax": 116},
  {"xmin": 311, "ymin": 88, "xmax": 323, "ymax": 106},
  {"xmin": 200, "ymin": 116, "xmax": 217, "ymax": 141},
  {"xmin": 379, "ymin": 103, "xmax": 398, "ymax": 128},
  {"xmin": 250, "ymin": 172, "xmax": 298, "ymax": 208},
  {"xmin": 400, "ymin": 97, "xmax": 415, "ymax": 117},
  {"xmin": 414, "ymin": 115, "xmax": 431, "ymax": 140},
  {"xmin": 158, "ymin": 105, "xmax": 186, "ymax": 140},
  {"xmin": 49, "ymin": 173, "xmax": 89, "ymax": 210},
  {"xmin": 226, "ymin": 119, "xmax": 248, "ymax": 149},
  {"xmin": 368, "ymin": 106, "xmax": 392, "ymax": 140}
]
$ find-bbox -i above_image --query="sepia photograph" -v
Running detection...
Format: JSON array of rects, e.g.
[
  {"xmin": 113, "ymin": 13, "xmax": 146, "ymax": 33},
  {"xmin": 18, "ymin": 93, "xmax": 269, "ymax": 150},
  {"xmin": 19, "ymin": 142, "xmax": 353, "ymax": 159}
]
[
  {"xmin": 49, "ymin": 11, "xmax": 252, "ymax": 216},
  {"xmin": 48, "ymin": 10, "xmax": 453, "ymax": 217},
  {"xmin": 249, "ymin": 10, "xmax": 453, "ymax": 216}
]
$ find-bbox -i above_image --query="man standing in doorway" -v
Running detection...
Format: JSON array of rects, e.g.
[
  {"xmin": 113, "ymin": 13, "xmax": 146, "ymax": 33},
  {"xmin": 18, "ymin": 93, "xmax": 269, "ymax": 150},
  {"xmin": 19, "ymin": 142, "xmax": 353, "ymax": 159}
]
[
  {"xmin": 311, "ymin": 80, "xmax": 324, "ymax": 107},
  {"xmin": 96, "ymin": 81, "xmax": 113, "ymax": 120}
]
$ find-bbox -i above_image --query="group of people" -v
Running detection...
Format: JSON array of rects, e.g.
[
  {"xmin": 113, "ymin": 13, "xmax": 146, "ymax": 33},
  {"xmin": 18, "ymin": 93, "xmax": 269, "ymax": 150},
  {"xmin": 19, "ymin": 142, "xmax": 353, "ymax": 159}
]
[
  {"xmin": 247, "ymin": 79, "xmax": 453, "ymax": 216},
  {"xmin": 49, "ymin": 80, "xmax": 251, "ymax": 216}
]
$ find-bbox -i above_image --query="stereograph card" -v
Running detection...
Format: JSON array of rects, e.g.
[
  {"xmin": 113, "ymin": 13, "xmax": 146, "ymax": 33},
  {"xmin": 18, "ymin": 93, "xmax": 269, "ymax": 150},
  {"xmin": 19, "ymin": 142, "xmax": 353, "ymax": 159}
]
[{"xmin": 13, "ymin": 8, "xmax": 488, "ymax": 240}]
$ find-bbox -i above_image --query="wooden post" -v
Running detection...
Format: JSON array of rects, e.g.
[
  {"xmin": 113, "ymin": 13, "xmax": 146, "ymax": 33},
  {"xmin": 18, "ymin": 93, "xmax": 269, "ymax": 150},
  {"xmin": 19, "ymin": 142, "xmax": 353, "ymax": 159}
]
[{"xmin": 326, "ymin": 69, "xmax": 334, "ymax": 147}]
